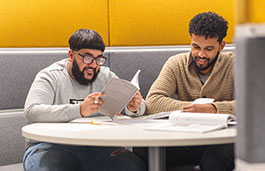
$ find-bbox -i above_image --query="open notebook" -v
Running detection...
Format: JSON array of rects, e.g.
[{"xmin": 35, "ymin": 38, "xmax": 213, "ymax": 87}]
[{"xmin": 144, "ymin": 111, "xmax": 236, "ymax": 133}]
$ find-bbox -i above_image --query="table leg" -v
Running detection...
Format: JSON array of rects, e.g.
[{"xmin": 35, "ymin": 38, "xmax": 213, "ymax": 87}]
[{"xmin": 148, "ymin": 147, "xmax": 166, "ymax": 171}]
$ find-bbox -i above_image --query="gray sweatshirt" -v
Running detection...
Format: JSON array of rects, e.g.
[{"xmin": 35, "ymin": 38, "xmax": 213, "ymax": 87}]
[{"xmin": 24, "ymin": 59, "xmax": 145, "ymax": 124}]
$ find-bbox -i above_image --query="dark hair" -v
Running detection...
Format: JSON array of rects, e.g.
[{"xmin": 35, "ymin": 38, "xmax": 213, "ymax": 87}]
[
  {"xmin": 68, "ymin": 29, "xmax": 105, "ymax": 52},
  {"xmin": 189, "ymin": 12, "xmax": 228, "ymax": 43}
]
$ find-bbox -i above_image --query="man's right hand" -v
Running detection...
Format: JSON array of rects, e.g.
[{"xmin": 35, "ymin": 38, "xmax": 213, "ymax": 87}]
[{"xmin": 80, "ymin": 92, "xmax": 105, "ymax": 117}]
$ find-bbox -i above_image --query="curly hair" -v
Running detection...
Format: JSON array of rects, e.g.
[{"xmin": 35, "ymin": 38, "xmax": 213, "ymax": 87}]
[{"xmin": 189, "ymin": 12, "xmax": 228, "ymax": 43}]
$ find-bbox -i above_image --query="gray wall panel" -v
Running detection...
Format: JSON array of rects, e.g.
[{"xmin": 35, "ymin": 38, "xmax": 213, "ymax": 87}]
[
  {"xmin": 0, "ymin": 50, "xmax": 110, "ymax": 110},
  {"xmin": 235, "ymin": 37, "xmax": 265, "ymax": 163}
]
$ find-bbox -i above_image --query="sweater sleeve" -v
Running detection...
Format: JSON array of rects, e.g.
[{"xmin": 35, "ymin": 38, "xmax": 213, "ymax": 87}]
[
  {"xmin": 146, "ymin": 56, "xmax": 193, "ymax": 114},
  {"xmin": 212, "ymin": 100, "xmax": 236, "ymax": 115},
  {"xmin": 24, "ymin": 71, "xmax": 82, "ymax": 124},
  {"xmin": 124, "ymin": 99, "xmax": 146, "ymax": 116}
]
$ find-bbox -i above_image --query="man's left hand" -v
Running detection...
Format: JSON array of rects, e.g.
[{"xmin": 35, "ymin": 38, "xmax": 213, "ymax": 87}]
[
  {"xmin": 127, "ymin": 91, "xmax": 142, "ymax": 113},
  {"xmin": 182, "ymin": 104, "xmax": 217, "ymax": 113}
]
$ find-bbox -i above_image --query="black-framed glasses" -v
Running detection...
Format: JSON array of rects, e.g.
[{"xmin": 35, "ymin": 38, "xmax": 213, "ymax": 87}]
[{"xmin": 73, "ymin": 51, "xmax": 107, "ymax": 66}]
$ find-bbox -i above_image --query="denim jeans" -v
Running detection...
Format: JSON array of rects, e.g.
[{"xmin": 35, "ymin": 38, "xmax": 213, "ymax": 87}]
[{"xmin": 23, "ymin": 143, "xmax": 146, "ymax": 171}]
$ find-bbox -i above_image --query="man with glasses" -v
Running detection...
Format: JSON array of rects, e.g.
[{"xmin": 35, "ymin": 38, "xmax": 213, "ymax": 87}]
[{"xmin": 23, "ymin": 29, "xmax": 146, "ymax": 171}]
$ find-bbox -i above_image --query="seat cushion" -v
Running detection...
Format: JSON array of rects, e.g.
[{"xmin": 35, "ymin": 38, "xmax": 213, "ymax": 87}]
[
  {"xmin": 0, "ymin": 111, "xmax": 25, "ymax": 166},
  {"xmin": 0, "ymin": 163, "xmax": 23, "ymax": 171}
]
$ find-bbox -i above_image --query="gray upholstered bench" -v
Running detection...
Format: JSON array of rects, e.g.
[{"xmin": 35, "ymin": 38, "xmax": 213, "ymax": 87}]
[{"xmin": 0, "ymin": 110, "xmax": 25, "ymax": 170}]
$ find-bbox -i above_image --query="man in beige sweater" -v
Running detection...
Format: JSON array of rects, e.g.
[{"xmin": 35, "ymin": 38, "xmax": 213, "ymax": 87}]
[{"xmin": 135, "ymin": 12, "xmax": 235, "ymax": 171}]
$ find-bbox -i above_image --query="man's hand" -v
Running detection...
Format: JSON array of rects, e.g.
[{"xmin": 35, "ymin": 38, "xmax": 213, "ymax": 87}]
[
  {"xmin": 80, "ymin": 92, "xmax": 105, "ymax": 117},
  {"xmin": 127, "ymin": 91, "xmax": 142, "ymax": 113},
  {"xmin": 182, "ymin": 104, "xmax": 217, "ymax": 113}
]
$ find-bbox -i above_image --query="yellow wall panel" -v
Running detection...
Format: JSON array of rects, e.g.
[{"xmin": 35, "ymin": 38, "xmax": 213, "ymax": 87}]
[
  {"xmin": 248, "ymin": 0, "xmax": 265, "ymax": 23},
  {"xmin": 235, "ymin": 0, "xmax": 248, "ymax": 24},
  {"xmin": 235, "ymin": 0, "xmax": 265, "ymax": 24},
  {"xmin": 0, "ymin": 0, "xmax": 109, "ymax": 47},
  {"xmin": 109, "ymin": 0, "xmax": 235, "ymax": 46}
]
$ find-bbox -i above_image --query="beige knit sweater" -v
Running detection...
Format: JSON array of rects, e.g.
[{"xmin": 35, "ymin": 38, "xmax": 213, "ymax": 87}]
[{"xmin": 146, "ymin": 52, "xmax": 235, "ymax": 115}]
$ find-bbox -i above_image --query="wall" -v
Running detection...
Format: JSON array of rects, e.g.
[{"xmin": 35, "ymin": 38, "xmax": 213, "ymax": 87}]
[
  {"xmin": 109, "ymin": 0, "xmax": 235, "ymax": 46},
  {"xmin": 235, "ymin": 0, "xmax": 265, "ymax": 170},
  {"xmin": 0, "ymin": 0, "xmax": 235, "ymax": 47},
  {"xmin": 0, "ymin": 0, "xmax": 109, "ymax": 47}
]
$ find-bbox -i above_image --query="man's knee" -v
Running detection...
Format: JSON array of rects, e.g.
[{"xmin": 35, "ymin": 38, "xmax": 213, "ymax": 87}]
[
  {"xmin": 23, "ymin": 143, "xmax": 78, "ymax": 171},
  {"xmin": 112, "ymin": 148, "xmax": 147, "ymax": 171},
  {"xmin": 200, "ymin": 144, "xmax": 234, "ymax": 171}
]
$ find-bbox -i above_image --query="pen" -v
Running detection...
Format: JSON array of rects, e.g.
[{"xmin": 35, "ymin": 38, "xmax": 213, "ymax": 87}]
[
  {"xmin": 112, "ymin": 112, "xmax": 121, "ymax": 120},
  {"xmin": 89, "ymin": 121, "xmax": 101, "ymax": 125}
]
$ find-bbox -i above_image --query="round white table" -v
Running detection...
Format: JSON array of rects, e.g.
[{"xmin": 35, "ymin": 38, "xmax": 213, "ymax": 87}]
[{"xmin": 22, "ymin": 116, "xmax": 236, "ymax": 171}]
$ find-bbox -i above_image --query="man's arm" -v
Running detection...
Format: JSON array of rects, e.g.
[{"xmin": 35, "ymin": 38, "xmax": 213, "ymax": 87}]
[
  {"xmin": 182, "ymin": 104, "xmax": 217, "ymax": 113},
  {"xmin": 182, "ymin": 100, "xmax": 235, "ymax": 114},
  {"xmin": 212, "ymin": 100, "xmax": 235, "ymax": 114},
  {"xmin": 146, "ymin": 57, "xmax": 193, "ymax": 114},
  {"xmin": 24, "ymin": 71, "xmax": 81, "ymax": 124}
]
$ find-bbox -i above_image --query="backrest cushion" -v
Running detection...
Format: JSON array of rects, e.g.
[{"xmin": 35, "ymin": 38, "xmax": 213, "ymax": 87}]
[
  {"xmin": 109, "ymin": 47, "xmax": 190, "ymax": 98},
  {"xmin": 0, "ymin": 49, "xmax": 110, "ymax": 110},
  {"xmin": 0, "ymin": 50, "xmax": 67, "ymax": 109}
]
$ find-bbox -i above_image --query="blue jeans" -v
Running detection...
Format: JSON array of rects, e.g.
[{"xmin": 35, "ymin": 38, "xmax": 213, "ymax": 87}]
[{"xmin": 23, "ymin": 143, "xmax": 146, "ymax": 171}]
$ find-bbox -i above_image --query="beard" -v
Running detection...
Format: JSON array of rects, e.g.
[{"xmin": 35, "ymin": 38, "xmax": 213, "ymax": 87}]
[
  {"xmin": 71, "ymin": 59, "xmax": 99, "ymax": 86},
  {"xmin": 192, "ymin": 52, "xmax": 219, "ymax": 71}
]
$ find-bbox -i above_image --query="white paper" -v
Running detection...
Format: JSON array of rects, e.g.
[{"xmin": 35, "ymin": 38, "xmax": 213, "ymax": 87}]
[
  {"xmin": 36, "ymin": 123, "xmax": 112, "ymax": 132},
  {"xmin": 192, "ymin": 98, "xmax": 214, "ymax": 104},
  {"xmin": 168, "ymin": 111, "xmax": 235, "ymax": 126},
  {"xmin": 130, "ymin": 70, "xmax": 141, "ymax": 89},
  {"xmin": 142, "ymin": 111, "xmax": 172, "ymax": 119},
  {"xmin": 144, "ymin": 111, "xmax": 236, "ymax": 133},
  {"xmin": 144, "ymin": 123, "xmax": 224, "ymax": 133},
  {"xmin": 114, "ymin": 118, "xmax": 169, "ymax": 126}
]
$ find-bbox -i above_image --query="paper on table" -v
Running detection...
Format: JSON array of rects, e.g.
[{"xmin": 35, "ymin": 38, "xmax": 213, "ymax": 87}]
[
  {"xmin": 130, "ymin": 70, "xmax": 141, "ymax": 89},
  {"xmin": 192, "ymin": 98, "xmax": 214, "ymax": 104},
  {"xmin": 143, "ymin": 111, "xmax": 172, "ymax": 119},
  {"xmin": 168, "ymin": 111, "xmax": 235, "ymax": 127},
  {"xmin": 144, "ymin": 122, "xmax": 224, "ymax": 133},
  {"xmin": 35, "ymin": 123, "xmax": 113, "ymax": 132},
  {"xmin": 113, "ymin": 118, "xmax": 169, "ymax": 126},
  {"xmin": 144, "ymin": 111, "xmax": 236, "ymax": 133}
]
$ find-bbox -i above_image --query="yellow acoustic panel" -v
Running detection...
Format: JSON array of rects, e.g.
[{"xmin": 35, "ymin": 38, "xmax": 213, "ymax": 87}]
[
  {"xmin": 109, "ymin": 0, "xmax": 235, "ymax": 46},
  {"xmin": 0, "ymin": 0, "xmax": 109, "ymax": 47},
  {"xmin": 248, "ymin": 0, "xmax": 265, "ymax": 23},
  {"xmin": 235, "ymin": 0, "xmax": 248, "ymax": 24},
  {"xmin": 235, "ymin": 0, "xmax": 265, "ymax": 24}
]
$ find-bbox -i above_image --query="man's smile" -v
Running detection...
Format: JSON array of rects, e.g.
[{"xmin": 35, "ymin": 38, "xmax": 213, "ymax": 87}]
[{"xmin": 195, "ymin": 57, "xmax": 210, "ymax": 66}]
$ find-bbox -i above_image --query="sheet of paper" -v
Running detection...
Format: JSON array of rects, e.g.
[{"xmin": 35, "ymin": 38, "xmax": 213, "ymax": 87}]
[
  {"xmin": 192, "ymin": 98, "xmax": 214, "ymax": 104},
  {"xmin": 169, "ymin": 111, "xmax": 232, "ymax": 126},
  {"xmin": 35, "ymin": 123, "xmax": 113, "ymax": 132},
  {"xmin": 142, "ymin": 111, "xmax": 172, "ymax": 119},
  {"xmin": 144, "ymin": 123, "xmax": 224, "ymax": 133},
  {"xmin": 113, "ymin": 118, "xmax": 169, "ymax": 126},
  {"xmin": 130, "ymin": 70, "xmax": 141, "ymax": 89}
]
